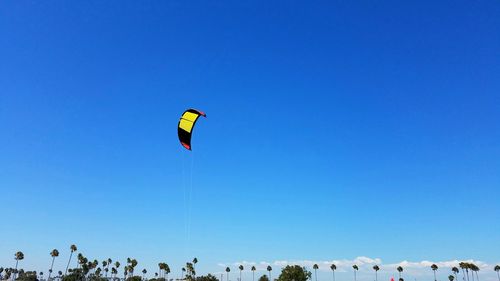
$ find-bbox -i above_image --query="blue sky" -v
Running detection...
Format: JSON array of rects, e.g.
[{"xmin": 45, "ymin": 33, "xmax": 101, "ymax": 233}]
[{"xmin": 1, "ymin": 0, "xmax": 499, "ymax": 280}]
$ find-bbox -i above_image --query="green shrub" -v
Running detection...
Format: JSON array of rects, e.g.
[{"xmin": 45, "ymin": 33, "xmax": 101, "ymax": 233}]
[
  {"xmin": 277, "ymin": 265, "xmax": 312, "ymax": 281},
  {"xmin": 126, "ymin": 276, "xmax": 142, "ymax": 281}
]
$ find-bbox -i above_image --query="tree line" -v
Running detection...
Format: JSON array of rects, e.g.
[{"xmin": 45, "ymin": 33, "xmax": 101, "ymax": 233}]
[{"xmin": 1, "ymin": 246, "xmax": 499, "ymax": 281}]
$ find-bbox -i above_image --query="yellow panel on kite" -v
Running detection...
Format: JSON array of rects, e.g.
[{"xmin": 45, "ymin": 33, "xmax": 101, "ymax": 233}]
[
  {"xmin": 179, "ymin": 119, "xmax": 194, "ymax": 132},
  {"xmin": 182, "ymin": 111, "xmax": 199, "ymax": 122}
]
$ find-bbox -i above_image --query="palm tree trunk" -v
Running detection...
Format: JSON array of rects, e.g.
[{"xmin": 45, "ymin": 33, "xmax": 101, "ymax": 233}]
[
  {"xmin": 253, "ymin": 272, "xmax": 255, "ymax": 281},
  {"xmin": 315, "ymin": 270, "xmax": 317, "ymax": 281},
  {"xmin": 375, "ymin": 271, "xmax": 378, "ymax": 281},
  {"xmin": 48, "ymin": 257, "xmax": 56, "ymax": 281},
  {"xmin": 433, "ymin": 271, "xmax": 436, "ymax": 281},
  {"xmin": 14, "ymin": 260, "xmax": 19, "ymax": 281},
  {"xmin": 65, "ymin": 252, "xmax": 73, "ymax": 275},
  {"xmin": 475, "ymin": 271, "xmax": 479, "ymax": 281},
  {"xmin": 354, "ymin": 271, "xmax": 357, "ymax": 281},
  {"xmin": 333, "ymin": 271, "xmax": 335, "ymax": 281}
]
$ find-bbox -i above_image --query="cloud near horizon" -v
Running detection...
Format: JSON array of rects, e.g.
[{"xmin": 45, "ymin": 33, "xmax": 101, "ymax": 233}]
[{"xmin": 217, "ymin": 257, "xmax": 496, "ymax": 273}]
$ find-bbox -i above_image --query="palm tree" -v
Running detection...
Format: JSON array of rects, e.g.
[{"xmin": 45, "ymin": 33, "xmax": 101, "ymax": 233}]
[
  {"xmin": 397, "ymin": 266, "xmax": 403, "ymax": 280},
  {"xmin": 267, "ymin": 266, "xmax": 272, "ymax": 281},
  {"xmin": 251, "ymin": 266, "xmax": 256, "ymax": 281},
  {"xmin": 452, "ymin": 267, "xmax": 460, "ymax": 281},
  {"xmin": 48, "ymin": 249, "xmax": 59, "ymax": 281},
  {"xmin": 353, "ymin": 265, "xmax": 359, "ymax": 281},
  {"xmin": 186, "ymin": 262, "xmax": 195, "ymax": 280},
  {"xmin": 93, "ymin": 260, "xmax": 99, "ymax": 275},
  {"xmin": 142, "ymin": 269, "xmax": 147, "ymax": 280},
  {"xmin": 193, "ymin": 258, "xmax": 198, "ymax": 278},
  {"xmin": 469, "ymin": 264, "xmax": 475, "ymax": 281},
  {"xmin": 128, "ymin": 259, "xmax": 138, "ymax": 277},
  {"xmin": 165, "ymin": 263, "xmax": 171, "ymax": 281},
  {"xmin": 77, "ymin": 254, "xmax": 85, "ymax": 272},
  {"xmin": 5, "ymin": 268, "xmax": 13, "ymax": 280},
  {"xmin": 431, "ymin": 264, "xmax": 439, "ymax": 281},
  {"xmin": 239, "ymin": 265, "xmax": 244, "ymax": 281},
  {"xmin": 158, "ymin": 263, "xmax": 164, "ymax": 278},
  {"xmin": 115, "ymin": 261, "xmax": 121, "ymax": 279},
  {"xmin": 449, "ymin": 275, "xmax": 455, "ymax": 281},
  {"xmin": 14, "ymin": 251, "xmax": 24, "ymax": 280},
  {"xmin": 226, "ymin": 267, "xmax": 231, "ymax": 281},
  {"xmin": 460, "ymin": 262, "xmax": 470, "ymax": 281},
  {"xmin": 373, "ymin": 265, "xmax": 380, "ymax": 281},
  {"xmin": 3, "ymin": 268, "xmax": 8, "ymax": 280},
  {"xmin": 494, "ymin": 266, "xmax": 500, "ymax": 281},
  {"xmin": 103, "ymin": 261, "xmax": 108, "ymax": 278},
  {"xmin": 313, "ymin": 264, "xmax": 319, "ymax": 281},
  {"xmin": 75, "ymin": 254, "xmax": 80, "ymax": 270},
  {"xmin": 470, "ymin": 264, "xmax": 479, "ymax": 281},
  {"xmin": 330, "ymin": 264, "xmax": 337, "ymax": 281},
  {"xmin": 65, "ymin": 245, "xmax": 77, "ymax": 275},
  {"xmin": 104, "ymin": 259, "xmax": 112, "ymax": 278}
]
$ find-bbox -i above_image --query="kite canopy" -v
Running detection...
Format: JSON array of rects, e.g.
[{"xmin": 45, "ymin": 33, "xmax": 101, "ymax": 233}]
[{"xmin": 177, "ymin": 108, "xmax": 206, "ymax": 150}]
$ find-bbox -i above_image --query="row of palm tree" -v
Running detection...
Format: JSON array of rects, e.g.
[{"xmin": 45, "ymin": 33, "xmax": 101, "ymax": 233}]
[
  {"xmin": 2, "ymin": 246, "xmax": 169, "ymax": 281},
  {"xmin": 213, "ymin": 263, "xmax": 499, "ymax": 281},
  {"xmin": 224, "ymin": 265, "xmax": 272, "ymax": 281},
  {"xmin": 307, "ymin": 262, "xmax": 500, "ymax": 281},
  {"xmin": 3, "ymin": 248, "xmax": 500, "ymax": 281}
]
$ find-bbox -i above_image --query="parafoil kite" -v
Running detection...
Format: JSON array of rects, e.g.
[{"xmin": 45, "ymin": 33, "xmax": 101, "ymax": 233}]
[{"xmin": 177, "ymin": 109, "xmax": 206, "ymax": 150}]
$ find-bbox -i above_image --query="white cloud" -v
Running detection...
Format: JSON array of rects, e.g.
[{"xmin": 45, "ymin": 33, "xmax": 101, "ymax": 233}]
[
  {"xmin": 218, "ymin": 257, "xmax": 499, "ymax": 279},
  {"xmin": 223, "ymin": 257, "xmax": 385, "ymax": 272}
]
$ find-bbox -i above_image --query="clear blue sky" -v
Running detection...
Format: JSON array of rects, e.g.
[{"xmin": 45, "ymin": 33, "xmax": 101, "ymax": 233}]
[{"xmin": 1, "ymin": 0, "xmax": 499, "ymax": 279}]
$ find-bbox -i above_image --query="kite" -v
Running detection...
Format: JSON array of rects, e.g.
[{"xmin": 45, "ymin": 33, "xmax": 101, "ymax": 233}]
[{"xmin": 177, "ymin": 108, "xmax": 206, "ymax": 150}]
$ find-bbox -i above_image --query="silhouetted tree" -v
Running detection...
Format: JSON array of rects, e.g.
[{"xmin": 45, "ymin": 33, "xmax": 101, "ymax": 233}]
[
  {"xmin": 277, "ymin": 265, "xmax": 311, "ymax": 281},
  {"xmin": 373, "ymin": 265, "xmax": 380, "ymax": 281}
]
